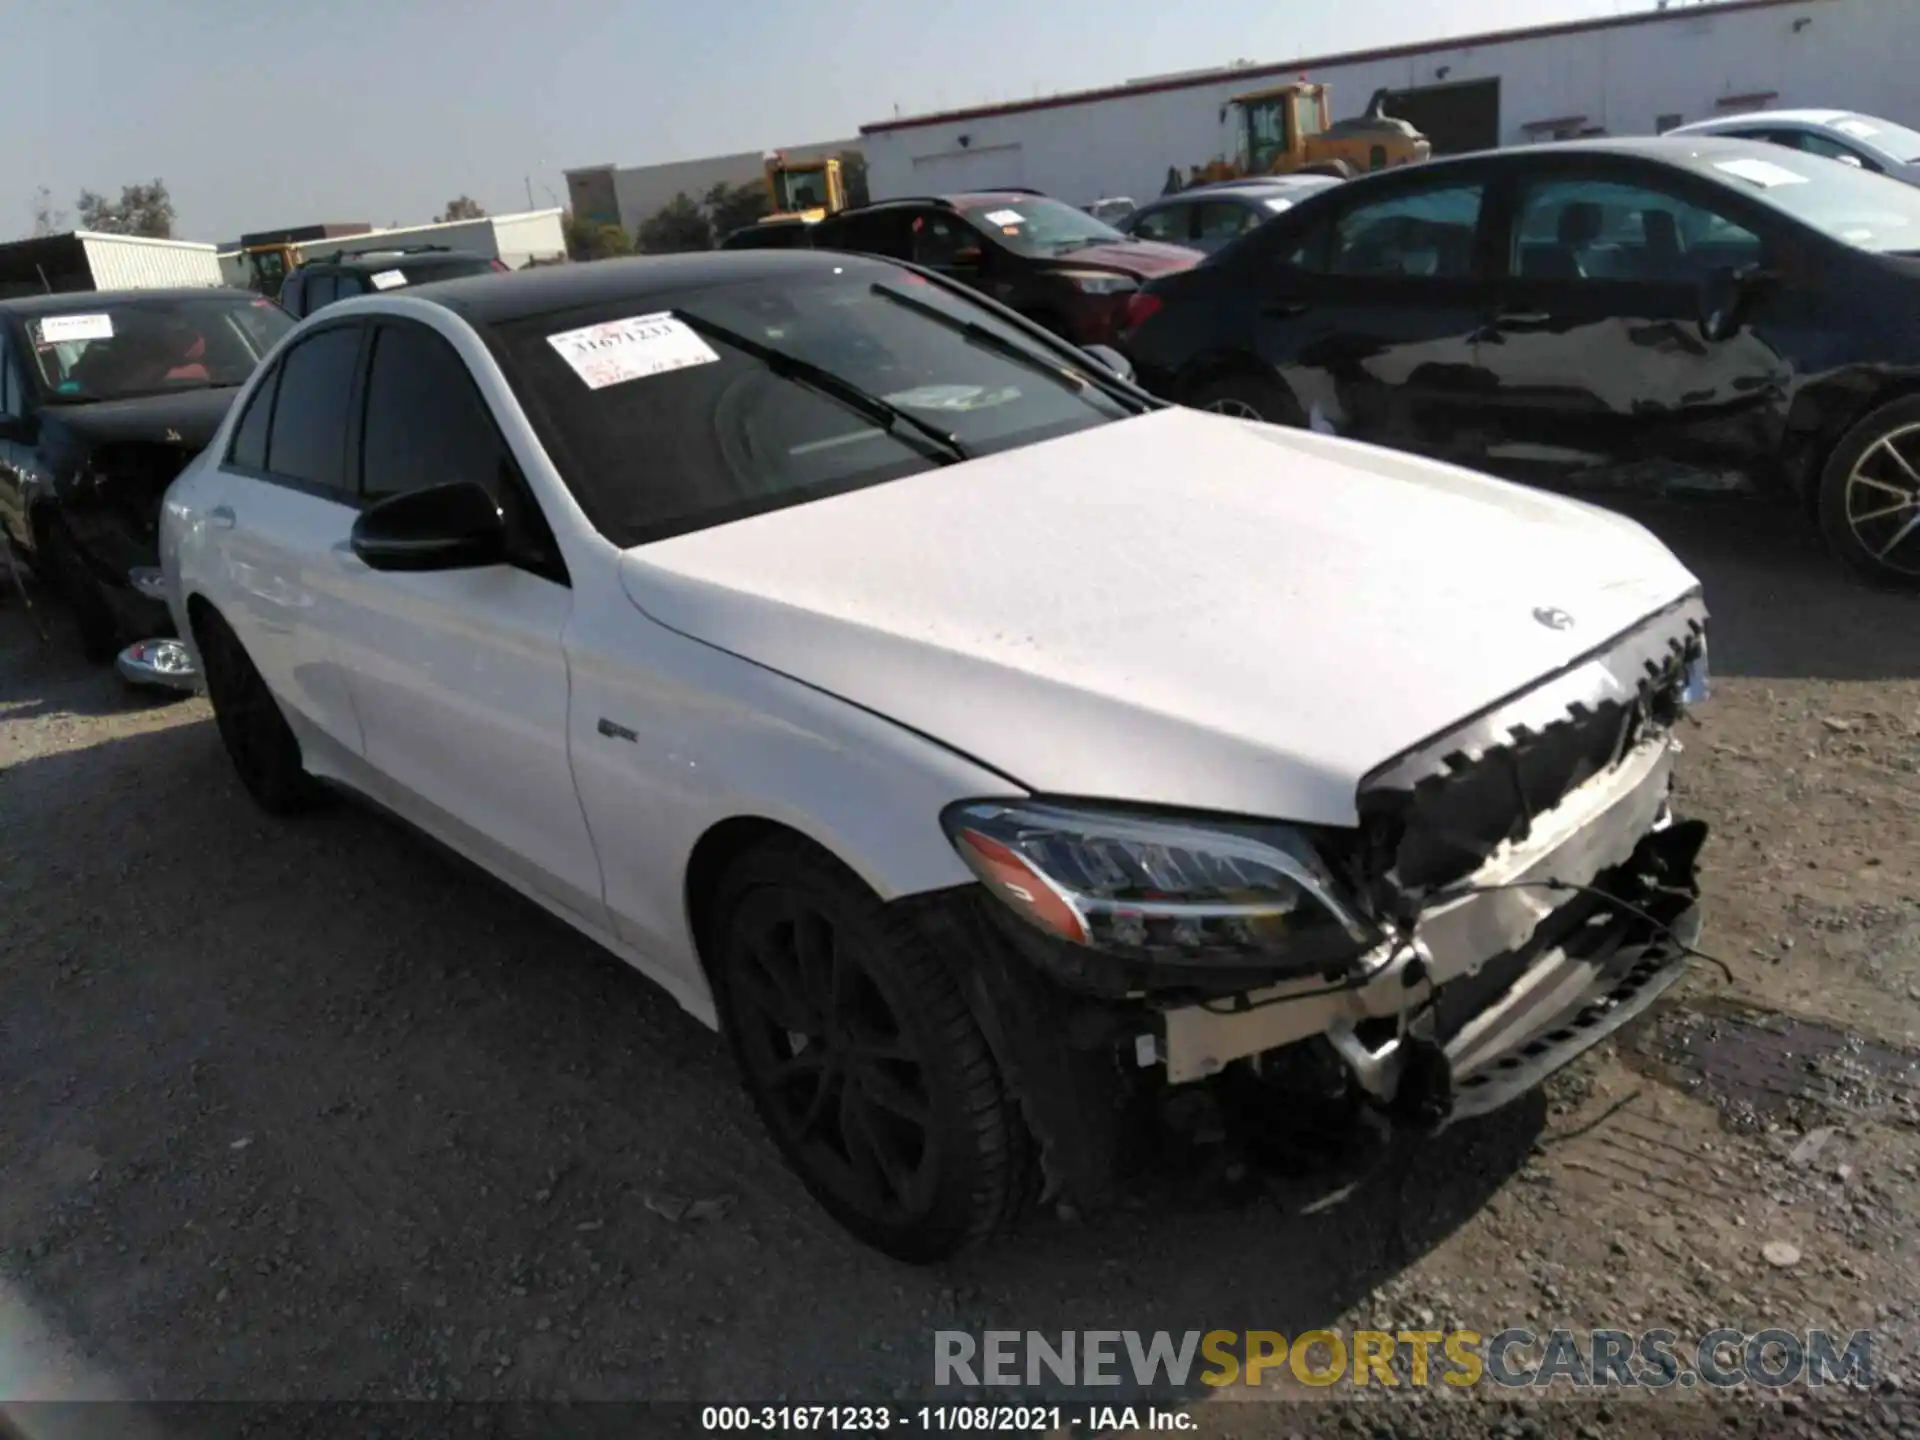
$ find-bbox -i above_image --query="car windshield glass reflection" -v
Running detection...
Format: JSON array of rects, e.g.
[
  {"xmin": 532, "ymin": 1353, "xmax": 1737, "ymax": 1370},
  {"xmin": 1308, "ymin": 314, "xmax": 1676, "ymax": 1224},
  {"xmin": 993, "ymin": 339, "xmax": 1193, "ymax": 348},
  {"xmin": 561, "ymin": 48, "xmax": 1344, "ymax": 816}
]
[
  {"xmin": 22, "ymin": 297, "xmax": 293, "ymax": 403},
  {"xmin": 955, "ymin": 195, "xmax": 1130, "ymax": 255},
  {"xmin": 495, "ymin": 263, "xmax": 1135, "ymax": 547},
  {"xmin": 1706, "ymin": 150, "xmax": 1920, "ymax": 253}
]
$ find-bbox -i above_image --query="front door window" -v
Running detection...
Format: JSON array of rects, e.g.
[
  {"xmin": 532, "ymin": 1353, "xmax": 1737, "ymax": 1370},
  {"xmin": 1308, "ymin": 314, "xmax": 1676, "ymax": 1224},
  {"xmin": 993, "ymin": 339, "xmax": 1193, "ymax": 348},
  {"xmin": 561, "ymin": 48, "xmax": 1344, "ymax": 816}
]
[{"xmin": 1509, "ymin": 177, "xmax": 1762, "ymax": 284}]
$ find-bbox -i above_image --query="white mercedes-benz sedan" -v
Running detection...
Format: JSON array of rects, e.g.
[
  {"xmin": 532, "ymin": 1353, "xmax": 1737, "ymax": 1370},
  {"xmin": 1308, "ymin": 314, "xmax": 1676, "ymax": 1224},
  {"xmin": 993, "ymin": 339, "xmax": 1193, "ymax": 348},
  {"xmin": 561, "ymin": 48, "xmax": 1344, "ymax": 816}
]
[{"xmin": 161, "ymin": 250, "xmax": 1711, "ymax": 1262}]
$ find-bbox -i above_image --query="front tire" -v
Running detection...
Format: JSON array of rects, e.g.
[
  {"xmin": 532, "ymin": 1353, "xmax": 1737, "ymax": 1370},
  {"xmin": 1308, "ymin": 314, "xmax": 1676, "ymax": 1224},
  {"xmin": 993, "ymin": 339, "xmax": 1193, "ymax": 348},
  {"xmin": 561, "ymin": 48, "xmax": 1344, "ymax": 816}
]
[
  {"xmin": 40, "ymin": 512, "xmax": 120, "ymax": 663},
  {"xmin": 1188, "ymin": 371, "xmax": 1302, "ymax": 425},
  {"xmin": 195, "ymin": 607, "xmax": 324, "ymax": 815},
  {"xmin": 710, "ymin": 837, "xmax": 1030, "ymax": 1262},
  {"xmin": 1817, "ymin": 395, "xmax": 1920, "ymax": 589}
]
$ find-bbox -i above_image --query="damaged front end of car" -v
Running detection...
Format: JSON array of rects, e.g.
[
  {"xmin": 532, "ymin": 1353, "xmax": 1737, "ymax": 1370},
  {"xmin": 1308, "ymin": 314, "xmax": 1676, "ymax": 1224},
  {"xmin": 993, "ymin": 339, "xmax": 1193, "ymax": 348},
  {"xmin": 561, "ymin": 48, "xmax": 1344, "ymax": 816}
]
[
  {"xmin": 47, "ymin": 437, "xmax": 205, "ymax": 687},
  {"xmin": 912, "ymin": 593, "xmax": 1711, "ymax": 1207}
]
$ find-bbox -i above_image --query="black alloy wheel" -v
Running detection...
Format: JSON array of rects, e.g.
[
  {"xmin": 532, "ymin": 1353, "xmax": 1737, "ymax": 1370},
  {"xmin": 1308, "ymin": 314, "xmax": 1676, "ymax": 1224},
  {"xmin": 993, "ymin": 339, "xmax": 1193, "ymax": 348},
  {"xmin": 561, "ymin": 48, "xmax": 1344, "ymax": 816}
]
[
  {"xmin": 1818, "ymin": 394, "xmax": 1920, "ymax": 589},
  {"xmin": 711, "ymin": 838, "xmax": 1030, "ymax": 1262},
  {"xmin": 195, "ymin": 607, "xmax": 324, "ymax": 815}
]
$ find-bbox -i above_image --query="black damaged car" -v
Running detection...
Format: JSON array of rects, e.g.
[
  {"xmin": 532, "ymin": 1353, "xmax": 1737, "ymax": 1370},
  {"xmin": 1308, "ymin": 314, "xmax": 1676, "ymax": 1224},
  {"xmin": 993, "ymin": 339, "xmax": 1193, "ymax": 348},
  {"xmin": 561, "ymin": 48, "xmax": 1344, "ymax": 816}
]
[
  {"xmin": 0, "ymin": 289, "xmax": 292, "ymax": 660},
  {"xmin": 1119, "ymin": 136, "xmax": 1920, "ymax": 587}
]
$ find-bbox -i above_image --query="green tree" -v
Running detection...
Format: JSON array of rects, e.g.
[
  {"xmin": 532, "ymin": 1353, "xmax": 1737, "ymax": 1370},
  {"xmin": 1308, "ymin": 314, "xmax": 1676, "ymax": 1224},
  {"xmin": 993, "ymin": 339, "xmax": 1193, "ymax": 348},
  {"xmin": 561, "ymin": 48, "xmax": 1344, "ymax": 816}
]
[
  {"xmin": 438, "ymin": 195, "xmax": 487, "ymax": 222},
  {"xmin": 636, "ymin": 192, "xmax": 711, "ymax": 254},
  {"xmin": 837, "ymin": 150, "xmax": 871, "ymax": 208},
  {"xmin": 74, "ymin": 179, "xmax": 174, "ymax": 238},
  {"xmin": 704, "ymin": 180, "xmax": 770, "ymax": 238},
  {"xmin": 30, "ymin": 185, "xmax": 67, "ymax": 237},
  {"xmin": 563, "ymin": 211, "xmax": 633, "ymax": 261}
]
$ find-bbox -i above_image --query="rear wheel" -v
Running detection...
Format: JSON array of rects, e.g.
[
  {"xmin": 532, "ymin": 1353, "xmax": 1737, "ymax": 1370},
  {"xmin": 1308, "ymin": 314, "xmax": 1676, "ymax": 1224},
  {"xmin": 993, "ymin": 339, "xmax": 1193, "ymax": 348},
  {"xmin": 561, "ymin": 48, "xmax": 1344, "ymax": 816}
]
[
  {"xmin": 195, "ymin": 607, "xmax": 324, "ymax": 814},
  {"xmin": 710, "ymin": 837, "xmax": 1030, "ymax": 1262},
  {"xmin": 40, "ymin": 512, "xmax": 120, "ymax": 663},
  {"xmin": 1817, "ymin": 395, "xmax": 1920, "ymax": 589},
  {"xmin": 1188, "ymin": 371, "xmax": 1302, "ymax": 426}
]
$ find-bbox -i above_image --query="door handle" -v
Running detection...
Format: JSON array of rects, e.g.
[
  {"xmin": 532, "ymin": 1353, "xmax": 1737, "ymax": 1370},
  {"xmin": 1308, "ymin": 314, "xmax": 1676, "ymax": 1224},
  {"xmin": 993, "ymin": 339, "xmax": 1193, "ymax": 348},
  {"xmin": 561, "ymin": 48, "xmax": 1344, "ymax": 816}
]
[
  {"xmin": 1261, "ymin": 300, "xmax": 1309, "ymax": 318},
  {"xmin": 1492, "ymin": 311, "xmax": 1553, "ymax": 326},
  {"xmin": 207, "ymin": 505, "xmax": 236, "ymax": 531}
]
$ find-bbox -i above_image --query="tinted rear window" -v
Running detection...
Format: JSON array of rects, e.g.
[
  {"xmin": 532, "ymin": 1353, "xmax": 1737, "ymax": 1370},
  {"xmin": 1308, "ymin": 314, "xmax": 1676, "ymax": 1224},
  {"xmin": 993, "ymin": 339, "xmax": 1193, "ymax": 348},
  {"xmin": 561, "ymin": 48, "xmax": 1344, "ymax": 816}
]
[{"xmin": 489, "ymin": 262, "xmax": 1135, "ymax": 547}]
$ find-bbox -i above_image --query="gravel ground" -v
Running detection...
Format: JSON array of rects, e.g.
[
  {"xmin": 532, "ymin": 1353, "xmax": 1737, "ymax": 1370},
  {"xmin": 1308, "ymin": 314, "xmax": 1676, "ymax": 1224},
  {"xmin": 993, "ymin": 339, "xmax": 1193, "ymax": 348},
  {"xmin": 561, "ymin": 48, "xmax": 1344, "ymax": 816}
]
[{"xmin": 2, "ymin": 498, "xmax": 1918, "ymax": 1439}]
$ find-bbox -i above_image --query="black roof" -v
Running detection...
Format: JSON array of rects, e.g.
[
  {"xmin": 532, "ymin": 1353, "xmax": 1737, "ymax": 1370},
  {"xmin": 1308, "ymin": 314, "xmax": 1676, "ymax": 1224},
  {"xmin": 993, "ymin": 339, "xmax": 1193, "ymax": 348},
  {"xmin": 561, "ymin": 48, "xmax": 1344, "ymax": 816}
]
[
  {"xmin": 405, "ymin": 250, "xmax": 903, "ymax": 327},
  {"xmin": 0, "ymin": 286, "xmax": 261, "ymax": 316},
  {"xmin": 1385, "ymin": 132, "xmax": 1804, "ymax": 176}
]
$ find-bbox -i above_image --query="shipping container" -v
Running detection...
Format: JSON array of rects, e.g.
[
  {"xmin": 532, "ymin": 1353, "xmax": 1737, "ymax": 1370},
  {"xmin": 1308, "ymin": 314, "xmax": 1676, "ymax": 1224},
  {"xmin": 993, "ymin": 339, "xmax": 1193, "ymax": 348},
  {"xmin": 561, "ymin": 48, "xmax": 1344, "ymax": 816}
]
[
  {"xmin": 0, "ymin": 232, "xmax": 224, "ymax": 300},
  {"xmin": 291, "ymin": 209, "xmax": 567, "ymax": 271}
]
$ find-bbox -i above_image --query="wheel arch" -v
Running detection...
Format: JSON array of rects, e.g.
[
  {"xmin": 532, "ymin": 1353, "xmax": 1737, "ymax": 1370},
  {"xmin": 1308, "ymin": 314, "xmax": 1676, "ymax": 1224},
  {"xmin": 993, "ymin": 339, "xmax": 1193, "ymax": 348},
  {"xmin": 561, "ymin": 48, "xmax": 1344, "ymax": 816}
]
[
  {"xmin": 1785, "ymin": 369, "xmax": 1920, "ymax": 512},
  {"xmin": 680, "ymin": 807, "xmax": 974, "ymax": 993}
]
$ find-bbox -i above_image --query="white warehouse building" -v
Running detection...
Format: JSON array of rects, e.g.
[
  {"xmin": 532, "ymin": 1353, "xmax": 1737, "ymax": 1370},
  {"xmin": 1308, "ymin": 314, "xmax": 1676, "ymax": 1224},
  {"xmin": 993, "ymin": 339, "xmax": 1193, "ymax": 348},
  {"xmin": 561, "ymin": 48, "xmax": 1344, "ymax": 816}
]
[{"xmin": 859, "ymin": 0, "xmax": 1920, "ymax": 207}]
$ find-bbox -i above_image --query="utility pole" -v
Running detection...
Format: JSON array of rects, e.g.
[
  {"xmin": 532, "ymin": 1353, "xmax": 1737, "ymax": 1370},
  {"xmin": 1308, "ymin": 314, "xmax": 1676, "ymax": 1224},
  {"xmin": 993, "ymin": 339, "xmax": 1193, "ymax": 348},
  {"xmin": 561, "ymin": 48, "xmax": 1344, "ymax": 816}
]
[{"xmin": 525, "ymin": 175, "xmax": 535, "ymax": 209}]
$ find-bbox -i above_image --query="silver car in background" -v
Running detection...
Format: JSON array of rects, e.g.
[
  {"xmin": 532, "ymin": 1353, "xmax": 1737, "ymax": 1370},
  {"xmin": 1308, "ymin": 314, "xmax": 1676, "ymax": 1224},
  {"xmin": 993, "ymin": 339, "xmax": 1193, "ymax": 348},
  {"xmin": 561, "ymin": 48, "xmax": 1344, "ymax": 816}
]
[
  {"xmin": 1119, "ymin": 176, "xmax": 1344, "ymax": 254},
  {"xmin": 1667, "ymin": 109, "xmax": 1920, "ymax": 187}
]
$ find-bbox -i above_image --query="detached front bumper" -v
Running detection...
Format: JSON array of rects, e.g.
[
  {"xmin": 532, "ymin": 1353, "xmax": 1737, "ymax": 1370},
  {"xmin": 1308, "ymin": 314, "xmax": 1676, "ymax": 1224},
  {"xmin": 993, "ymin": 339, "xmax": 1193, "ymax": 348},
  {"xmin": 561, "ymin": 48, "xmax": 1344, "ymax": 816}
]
[{"xmin": 1157, "ymin": 732, "xmax": 1704, "ymax": 1127}]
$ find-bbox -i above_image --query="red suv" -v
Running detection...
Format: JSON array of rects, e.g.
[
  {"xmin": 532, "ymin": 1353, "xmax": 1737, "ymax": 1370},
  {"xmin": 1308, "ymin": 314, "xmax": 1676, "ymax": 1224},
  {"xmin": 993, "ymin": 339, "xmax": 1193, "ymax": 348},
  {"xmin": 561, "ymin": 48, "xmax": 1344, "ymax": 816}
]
[{"xmin": 809, "ymin": 190, "xmax": 1197, "ymax": 347}]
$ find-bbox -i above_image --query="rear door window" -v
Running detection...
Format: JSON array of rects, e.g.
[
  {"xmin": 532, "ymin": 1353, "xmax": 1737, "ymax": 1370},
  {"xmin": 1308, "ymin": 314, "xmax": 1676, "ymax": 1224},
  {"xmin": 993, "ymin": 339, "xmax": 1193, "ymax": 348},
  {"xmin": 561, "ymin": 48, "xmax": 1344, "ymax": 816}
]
[
  {"xmin": 1286, "ymin": 184, "xmax": 1486, "ymax": 278},
  {"xmin": 226, "ymin": 364, "xmax": 279, "ymax": 471},
  {"xmin": 262, "ymin": 325, "xmax": 362, "ymax": 495}
]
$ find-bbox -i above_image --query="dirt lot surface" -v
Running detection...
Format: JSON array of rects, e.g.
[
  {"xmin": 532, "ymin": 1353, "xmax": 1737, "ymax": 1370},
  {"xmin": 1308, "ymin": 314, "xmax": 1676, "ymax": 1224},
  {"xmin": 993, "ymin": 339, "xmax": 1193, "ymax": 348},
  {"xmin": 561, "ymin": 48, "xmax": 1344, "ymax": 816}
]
[{"xmin": 3, "ymin": 499, "xmax": 1918, "ymax": 1439}]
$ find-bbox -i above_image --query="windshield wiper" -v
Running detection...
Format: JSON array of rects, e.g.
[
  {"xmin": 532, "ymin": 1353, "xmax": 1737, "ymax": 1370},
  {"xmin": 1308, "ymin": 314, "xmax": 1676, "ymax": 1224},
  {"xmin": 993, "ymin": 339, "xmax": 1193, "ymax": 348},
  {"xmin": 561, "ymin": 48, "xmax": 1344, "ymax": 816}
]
[
  {"xmin": 870, "ymin": 282, "xmax": 1148, "ymax": 412},
  {"xmin": 673, "ymin": 311, "xmax": 967, "ymax": 463}
]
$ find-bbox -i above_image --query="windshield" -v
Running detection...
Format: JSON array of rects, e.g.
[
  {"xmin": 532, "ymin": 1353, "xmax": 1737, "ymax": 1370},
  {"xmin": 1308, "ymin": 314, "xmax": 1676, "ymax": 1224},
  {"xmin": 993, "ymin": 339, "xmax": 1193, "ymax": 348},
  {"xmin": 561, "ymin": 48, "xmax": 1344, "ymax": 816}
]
[
  {"xmin": 20, "ymin": 295, "xmax": 293, "ymax": 403},
  {"xmin": 1704, "ymin": 149, "xmax": 1920, "ymax": 253},
  {"xmin": 773, "ymin": 168, "xmax": 831, "ymax": 211},
  {"xmin": 361, "ymin": 257, "xmax": 502, "ymax": 287},
  {"xmin": 1831, "ymin": 114, "xmax": 1920, "ymax": 164},
  {"xmin": 954, "ymin": 195, "xmax": 1129, "ymax": 255},
  {"xmin": 491, "ymin": 260, "xmax": 1138, "ymax": 547}
]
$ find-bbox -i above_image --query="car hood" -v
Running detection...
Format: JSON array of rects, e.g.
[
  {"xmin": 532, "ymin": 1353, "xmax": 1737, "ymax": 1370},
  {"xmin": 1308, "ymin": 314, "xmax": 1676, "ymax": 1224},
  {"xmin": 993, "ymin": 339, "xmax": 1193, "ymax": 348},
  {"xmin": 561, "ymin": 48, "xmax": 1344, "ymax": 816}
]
[
  {"xmin": 1051, "ymin": 239, "xmax": 1198, "ymax": 277},
  {"xmin": 40, "ymin": 387, "xmax": 239, "ymax": 452},
  {"xmin": 618, "ymin": 409, "xmax": 1700, "ymax": 826}
]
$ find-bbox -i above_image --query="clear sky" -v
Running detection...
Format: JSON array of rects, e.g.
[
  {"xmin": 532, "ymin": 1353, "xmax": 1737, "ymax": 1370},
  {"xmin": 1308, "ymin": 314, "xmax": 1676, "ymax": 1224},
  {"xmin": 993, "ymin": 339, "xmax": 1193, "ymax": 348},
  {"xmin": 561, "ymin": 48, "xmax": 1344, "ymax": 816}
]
[{"xmin": 5, "ymin": 0, "xmax": 1632, "ymax": 243}]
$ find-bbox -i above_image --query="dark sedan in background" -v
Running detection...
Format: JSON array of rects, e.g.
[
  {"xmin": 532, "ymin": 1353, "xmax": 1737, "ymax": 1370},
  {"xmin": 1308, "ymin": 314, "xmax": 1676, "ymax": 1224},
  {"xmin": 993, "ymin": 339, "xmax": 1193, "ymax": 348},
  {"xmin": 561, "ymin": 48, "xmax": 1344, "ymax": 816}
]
[
  {"xmin": 1119, "ymin": 136, "xmax": 1920, "ymax": 586},
  {"xmin": 0, "ymin": 289, "xmax": 292, "ymax": 659}
]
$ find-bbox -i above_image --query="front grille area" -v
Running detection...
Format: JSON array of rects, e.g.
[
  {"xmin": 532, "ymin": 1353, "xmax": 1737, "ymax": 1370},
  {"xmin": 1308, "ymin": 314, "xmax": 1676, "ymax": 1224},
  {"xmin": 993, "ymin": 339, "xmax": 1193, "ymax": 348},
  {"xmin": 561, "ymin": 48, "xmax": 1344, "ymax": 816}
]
[{"xmin": 1358, "ymin": 599, "xmax": 1707, "ymax": 898}]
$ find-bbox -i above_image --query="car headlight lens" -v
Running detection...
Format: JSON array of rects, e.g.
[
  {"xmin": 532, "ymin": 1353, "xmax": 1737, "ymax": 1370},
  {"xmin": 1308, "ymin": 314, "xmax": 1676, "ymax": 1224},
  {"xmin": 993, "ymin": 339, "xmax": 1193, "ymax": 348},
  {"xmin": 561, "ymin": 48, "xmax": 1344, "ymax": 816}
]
[
  {"xmin": 941, "ymin": 799, "xmax": 1377, "ymax": 971},
  {"xmin": 1060, "ymin": 271, "xmax": 1138, "ymax": 296}
]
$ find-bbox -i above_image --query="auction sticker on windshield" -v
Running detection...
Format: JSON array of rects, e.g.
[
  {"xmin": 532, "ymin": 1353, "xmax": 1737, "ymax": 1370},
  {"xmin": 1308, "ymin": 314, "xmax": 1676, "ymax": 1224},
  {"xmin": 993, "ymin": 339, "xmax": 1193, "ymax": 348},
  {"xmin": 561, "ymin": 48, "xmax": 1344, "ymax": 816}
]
[
  {"xmin": 1714, "ymin": 157, "xmax": 1810, "ymax": 188},
  {"xmin": 369, "ymin": 270, "xmax": 408, "ymax": 291},
  {"xmin": 983, "ymin": 209, "xmax": 1025, "ymax": 227},
  {"xmin": 37, "ymin": 314, "xmax": 114, "ymax": 343},
  {"xmin": 547, "ymin": 313, "xmax": 721, "ymax": 390}
]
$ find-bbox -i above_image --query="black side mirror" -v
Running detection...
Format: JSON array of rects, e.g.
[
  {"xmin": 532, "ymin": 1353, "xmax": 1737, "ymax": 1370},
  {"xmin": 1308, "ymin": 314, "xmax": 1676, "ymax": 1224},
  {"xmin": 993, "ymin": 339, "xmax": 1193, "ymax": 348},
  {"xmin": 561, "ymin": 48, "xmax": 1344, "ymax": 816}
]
[
  {"xmin": 1699, "ymin": 263, "xmax": 1777, "ymax": 343},
  {"xmin": 350, "ymin": 481, "xmax": 507, "ymax": 572},
  {"xmin": 1081, "ymin": 344, "xmax": 1135, "ymax": 383}
]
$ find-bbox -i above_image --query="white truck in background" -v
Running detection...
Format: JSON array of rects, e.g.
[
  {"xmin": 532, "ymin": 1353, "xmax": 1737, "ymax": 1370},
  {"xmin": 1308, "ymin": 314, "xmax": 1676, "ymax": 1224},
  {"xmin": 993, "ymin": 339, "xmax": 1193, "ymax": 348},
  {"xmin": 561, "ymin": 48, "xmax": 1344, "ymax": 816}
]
[
  {"xmin": 235, "ymin": 209, "xmax": 568, "ymax": 296},
  {"xmin": 0, "ymin": 231, "xmax": 225, "ymax": 300}
]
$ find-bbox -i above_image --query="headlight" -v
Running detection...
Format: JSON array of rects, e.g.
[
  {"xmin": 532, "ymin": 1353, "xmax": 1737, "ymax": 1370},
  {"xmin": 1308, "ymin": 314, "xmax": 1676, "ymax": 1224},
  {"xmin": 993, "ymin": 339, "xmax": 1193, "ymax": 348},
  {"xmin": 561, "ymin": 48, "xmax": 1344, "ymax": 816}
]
[
  {"xmin": 941, "ymin": 799, "xmax": 1377, "ymax": 972},
  {"xmin": 1059, "ymin": 272, "xmax": 1138, "ymax": 296}
]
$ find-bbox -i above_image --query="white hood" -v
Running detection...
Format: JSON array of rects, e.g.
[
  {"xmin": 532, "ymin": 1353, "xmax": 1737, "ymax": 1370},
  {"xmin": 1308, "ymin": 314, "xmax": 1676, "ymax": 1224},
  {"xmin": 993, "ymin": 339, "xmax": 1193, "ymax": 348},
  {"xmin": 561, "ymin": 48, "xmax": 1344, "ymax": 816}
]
[{"xmin": 618, "ymin": 409, "xmax": 1699, "ymax": 826}]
